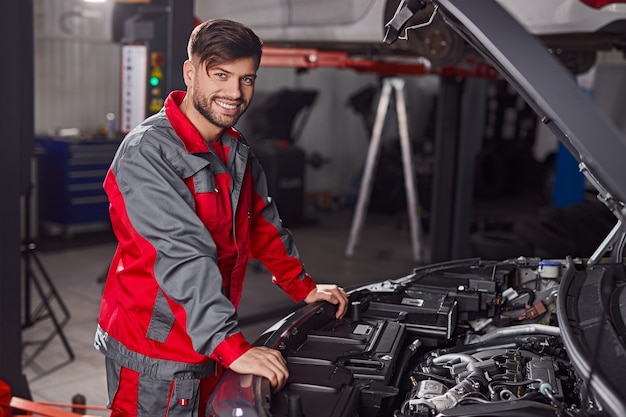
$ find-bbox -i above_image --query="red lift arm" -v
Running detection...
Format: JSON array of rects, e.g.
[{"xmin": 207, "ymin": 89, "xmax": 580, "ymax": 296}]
[{"xmin": 260, "ymin": 45, "xmax": 498, "ymax": 78}]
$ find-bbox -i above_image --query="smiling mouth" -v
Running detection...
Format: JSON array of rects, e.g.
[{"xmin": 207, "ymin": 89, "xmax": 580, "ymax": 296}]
[{"xmin": 215, "ymin": 99, "xmax": 239, "ymax": 110}]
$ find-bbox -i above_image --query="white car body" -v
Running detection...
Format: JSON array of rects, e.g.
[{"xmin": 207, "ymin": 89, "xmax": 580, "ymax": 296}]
[
  {"xmin": 195, "ymin": 0, "xmax": 626, "ymax": 70},
  {"xmin": 498, "ymin": 0, "xmax": 626, "ymax": 35},
  {"xmin": 195, "ymin": 0, "xmax": 626, "ymax": 40},
  {"xmin": 194, "ymin": 0, "xmax": 386, "ymax": 44}
]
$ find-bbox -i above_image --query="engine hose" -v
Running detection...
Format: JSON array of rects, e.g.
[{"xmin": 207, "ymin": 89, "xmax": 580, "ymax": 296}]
[
  {"xmin": 435, "ymin": 399, "xmax": 558, "ymax": 417},
  {"xmin": 471, "ymin": 324, "xmax": 560, "ymax": 344},
  {"xmin": 392, "ymin": 338, "xmax": 423, "ymax": 388},
  {"xmin": 432, "ymin": 353, "xmax": 477, "ymax": 366}
]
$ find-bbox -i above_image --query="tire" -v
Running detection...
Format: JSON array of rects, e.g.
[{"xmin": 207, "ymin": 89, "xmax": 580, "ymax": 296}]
[
  {"xmin": 513, "ymin": 217, "xmax": 579, "ymax": 258},
  {"xmin": 384, "ymin": 0, "xmax": 467, "ymax": 68},
  {"xmin": 470, "ymin": 230, "xmax": 533, "ymax": 260},
  {"xmin": 561, "ymin": 201, "xmax": 616, "ymax": 255},
  {"xmin": 552, "ymin": 50, "xmax": 597, "ymax": 75}
]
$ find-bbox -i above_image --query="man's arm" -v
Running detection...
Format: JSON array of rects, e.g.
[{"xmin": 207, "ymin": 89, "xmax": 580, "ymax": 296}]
[{"xmin": 245, "ymin": 149, "xmax": 349, "ymax": 318}]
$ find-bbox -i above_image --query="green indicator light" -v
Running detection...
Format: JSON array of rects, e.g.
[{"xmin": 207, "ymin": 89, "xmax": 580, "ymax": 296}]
[{"xmin": 149, "ymin": 76, "xmax": 160, "ymax": 87}]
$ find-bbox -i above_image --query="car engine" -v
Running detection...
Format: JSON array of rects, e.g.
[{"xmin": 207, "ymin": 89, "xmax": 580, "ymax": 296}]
[
  {"xmin": 399, "ymin": 338, "xmax": 577, "ymax": 417},
  {"xmin": 210, "ymin": 256, "xmax": 624, "ymax": 417}
]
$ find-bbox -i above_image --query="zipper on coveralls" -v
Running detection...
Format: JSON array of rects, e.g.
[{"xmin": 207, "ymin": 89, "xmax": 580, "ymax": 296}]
[{"xmin": 210, "ymin": 145, "xmax": 241, "ymax": 298}]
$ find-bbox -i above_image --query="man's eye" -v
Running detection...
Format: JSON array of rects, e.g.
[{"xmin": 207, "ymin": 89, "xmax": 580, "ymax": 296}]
[
  {"xmin": 214, "ymin": 73, "xmax": 226, "ymax": 79},
  {"xmin": 242, "ymin": 77, "xmax": 254, "ymax": 85}
]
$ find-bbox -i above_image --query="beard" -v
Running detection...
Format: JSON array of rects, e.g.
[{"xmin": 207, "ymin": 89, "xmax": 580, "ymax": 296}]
[{"xmin": 192, "ymin": 90, "xmax": 249, "ymax": 129}]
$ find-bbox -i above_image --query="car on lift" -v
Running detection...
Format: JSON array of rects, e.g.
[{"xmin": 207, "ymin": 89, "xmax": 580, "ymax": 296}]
[
  {"xmin": 195, "ymin": 0, "xmax": 626, "ymax": 72},
  {"xmin": 206, "ymin": 1, "xmax": 626, "ymax": 417}
]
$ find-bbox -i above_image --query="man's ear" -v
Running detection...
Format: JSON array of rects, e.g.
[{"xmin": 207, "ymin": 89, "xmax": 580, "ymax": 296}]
[{"xmin": 182, "ymin": 59, "xmax": 195, "ymax": 87}]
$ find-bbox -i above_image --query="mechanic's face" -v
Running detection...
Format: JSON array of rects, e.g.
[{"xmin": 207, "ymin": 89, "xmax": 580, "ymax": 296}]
[{"xmin": 187, "ymin": 57, "xmax": 257, "ymax": 129}]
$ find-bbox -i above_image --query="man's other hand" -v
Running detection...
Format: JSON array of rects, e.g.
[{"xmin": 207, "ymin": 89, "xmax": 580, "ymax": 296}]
[
  {"xmin": 229, "ymin": 346, "xmax": 288, "ymax": 391},
  {"xmin": 304, "ymin": 284, "xmax": 349, "ymax": 319}
]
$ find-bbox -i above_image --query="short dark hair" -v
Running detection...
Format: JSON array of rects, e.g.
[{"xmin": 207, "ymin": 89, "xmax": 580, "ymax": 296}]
[{"xmin": 188, "ymin": 19, "xmax": 263, "ymax": 72}]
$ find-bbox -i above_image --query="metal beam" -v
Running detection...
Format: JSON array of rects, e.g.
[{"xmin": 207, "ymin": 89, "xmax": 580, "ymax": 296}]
[
  {"xmin": 429, "ymin": 76, "xmax": 463, "ymax": 263},
  {"xmin": 165, "ymin": 0, "xmax": 194, "ymax": 93},
  {"xmin": 0, "ymin": 0, "xmax": 33, "ymax": 400}
]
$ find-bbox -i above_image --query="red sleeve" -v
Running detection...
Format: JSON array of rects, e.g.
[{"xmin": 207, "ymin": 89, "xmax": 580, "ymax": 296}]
[
  {"xmin": 272, "ymin": 272, "xmax": 316, "ymax": 303},
  {"xmin": 247, "ymin": 150, "xmax": 318, "ymax": 303},
  {"xmin": 210, "ymin": 332, "xmax": 252, "ymax": 368}
]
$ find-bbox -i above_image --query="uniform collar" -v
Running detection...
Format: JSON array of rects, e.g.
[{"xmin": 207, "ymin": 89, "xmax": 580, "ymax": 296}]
[{"xmin": 165, "ymin": 91, "xmax": 210, "ymax": 153}]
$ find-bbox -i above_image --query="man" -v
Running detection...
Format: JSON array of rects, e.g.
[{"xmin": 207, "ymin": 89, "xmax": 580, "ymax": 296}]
[{"xmin": 94, "ymin": 19, "xmax": 348, "ymax": 417}]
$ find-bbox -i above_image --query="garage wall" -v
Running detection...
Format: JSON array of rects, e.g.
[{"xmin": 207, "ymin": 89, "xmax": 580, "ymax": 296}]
[
  {"xmin": 32, "ymin": 0, "xmax": 439, "ymax": 199},
  {"xmin": 34, "ymin": 0, "xmax": 120, "ymax": 136}
]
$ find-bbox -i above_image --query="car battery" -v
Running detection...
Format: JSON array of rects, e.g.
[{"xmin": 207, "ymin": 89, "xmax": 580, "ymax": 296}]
[
  {"xmin": 252, "ymin": 141, "xmax": 306, "ymax": 228},
  {"xmin": 288, "ymin": 318, "xmax": 406, "ymax": 386},
  {"xmin": 270, "ymin": 316, "xmax": 405, "ymax": 417},
  {"xmin": 364, "ymin": 287, "xmax": 457, "ymax": 339}
]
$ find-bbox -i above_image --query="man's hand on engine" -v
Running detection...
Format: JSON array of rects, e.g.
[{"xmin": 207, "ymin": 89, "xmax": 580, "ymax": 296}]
[{"xmin": 304, "ymin": 284, "xmax": 349, "ymax": 319}]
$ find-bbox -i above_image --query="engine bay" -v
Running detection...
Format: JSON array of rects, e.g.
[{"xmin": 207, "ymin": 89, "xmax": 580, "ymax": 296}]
[{"xmin": 210, "ymin": 256, "xmax": 626, "ymax": 417}]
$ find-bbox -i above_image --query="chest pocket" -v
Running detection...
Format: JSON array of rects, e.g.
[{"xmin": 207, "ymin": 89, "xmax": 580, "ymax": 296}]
[{"xmin": 186, "ymin": 166, "xmax": 229, "ymax": 229}]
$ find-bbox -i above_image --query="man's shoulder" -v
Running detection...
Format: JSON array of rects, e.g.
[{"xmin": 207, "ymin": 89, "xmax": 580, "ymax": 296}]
[{"xmin": 122, "ymin": 112, "xmax": 181, "ymax": 150}]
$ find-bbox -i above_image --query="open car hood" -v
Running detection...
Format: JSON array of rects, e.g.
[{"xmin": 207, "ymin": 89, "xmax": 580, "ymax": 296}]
[
  {"xmin": 209, "ymin": 2, "xmax": 626, "ymax": 416},
  {"xmin": 433, "ymin": 0, "xmax": 626, "ymax": 218}
]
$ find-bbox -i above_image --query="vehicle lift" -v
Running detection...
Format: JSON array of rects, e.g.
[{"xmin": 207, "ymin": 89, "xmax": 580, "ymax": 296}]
[{"xmin": 261, "ymin": 46, "xmax": 497, "ymax": 263}]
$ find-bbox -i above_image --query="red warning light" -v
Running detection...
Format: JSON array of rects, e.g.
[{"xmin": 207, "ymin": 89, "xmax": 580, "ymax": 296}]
[{"xmin": 151, "ymin": 52, "xmax": 165, "ymax": 67}]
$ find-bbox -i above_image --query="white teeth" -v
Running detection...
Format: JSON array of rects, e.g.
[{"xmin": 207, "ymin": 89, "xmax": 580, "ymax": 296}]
[{"xmin": 216, "ymin": 100, "xmax": 237, "ymax": 110}]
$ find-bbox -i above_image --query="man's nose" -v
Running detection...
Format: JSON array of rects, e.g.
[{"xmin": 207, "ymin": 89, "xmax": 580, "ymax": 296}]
[{"xmin": 223, "ymin": 79, "xmax": 242, "ymax": 99}]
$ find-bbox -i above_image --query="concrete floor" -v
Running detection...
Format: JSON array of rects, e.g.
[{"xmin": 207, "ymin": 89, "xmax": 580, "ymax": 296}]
[{"xmin": 19, "ymin": 208, "xmax": 425, "ymax": 415}]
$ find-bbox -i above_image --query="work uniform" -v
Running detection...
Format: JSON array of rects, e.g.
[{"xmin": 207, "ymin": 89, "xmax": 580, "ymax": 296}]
[{"xmin": 94, "ymin": 91, "xmax": 316, "ymax": 417}]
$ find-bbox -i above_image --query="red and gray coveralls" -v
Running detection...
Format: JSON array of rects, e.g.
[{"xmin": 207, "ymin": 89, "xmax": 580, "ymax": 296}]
[{"xmin": 94, "ymin": 91, "xmax": 316, "ymax": 416}]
